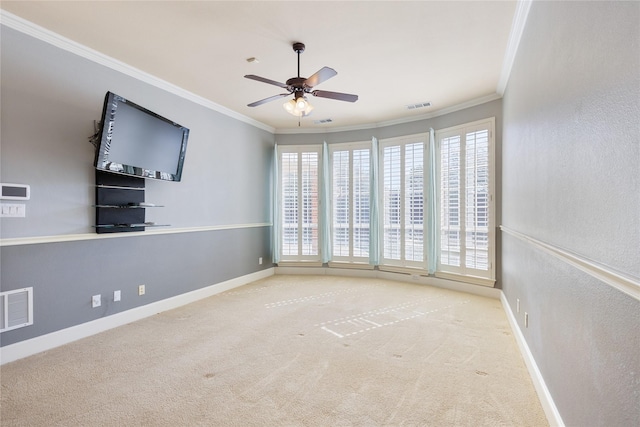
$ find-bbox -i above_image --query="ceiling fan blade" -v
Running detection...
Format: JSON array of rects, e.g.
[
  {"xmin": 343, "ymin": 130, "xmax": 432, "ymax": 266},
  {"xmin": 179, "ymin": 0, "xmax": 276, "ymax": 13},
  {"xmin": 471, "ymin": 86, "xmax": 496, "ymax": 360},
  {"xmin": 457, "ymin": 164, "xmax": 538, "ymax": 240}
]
[
  {"xmin": 244, "ymin": 74, "xmax": 288, "ymax": 89},
  {"xmin": 312, "ymin": 90, "xmax": 358, "ymax": 103},
  {"xmin": 304, "ymin": 67, "xmax": 337, "ymax": 88},
  {"xmin": 247, "ymin": 93, "xmax": 289, "ymax": 107}
]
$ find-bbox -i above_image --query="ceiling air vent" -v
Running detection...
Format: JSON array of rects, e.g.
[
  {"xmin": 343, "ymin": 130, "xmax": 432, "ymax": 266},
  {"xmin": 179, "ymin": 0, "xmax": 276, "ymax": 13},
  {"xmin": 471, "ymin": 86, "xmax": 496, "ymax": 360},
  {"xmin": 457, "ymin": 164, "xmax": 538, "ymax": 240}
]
[
  {"xmin": 406, "ymin": 102, "xmax": 432, "ymax": 110},
  {"xmin": 314, "ymin": 118, "xmax": 333, "ymax": 124}
]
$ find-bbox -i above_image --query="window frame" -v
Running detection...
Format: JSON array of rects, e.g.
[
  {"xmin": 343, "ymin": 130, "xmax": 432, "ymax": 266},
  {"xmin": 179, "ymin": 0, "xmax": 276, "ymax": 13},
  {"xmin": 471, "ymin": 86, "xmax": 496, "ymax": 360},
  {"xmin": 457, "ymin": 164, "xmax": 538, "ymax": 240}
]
[
  {"xmin": 435, "ymin": 118, "xmax": 496, "ymax": 284},
  {"xmin": 378, "ymin": 133, "xmax": 429, "ymax": 271},
  {"xmin": 328, "ymin": 141, "xmax": 372, "ymax": 265},
  {"xmin": 276, "ymin": 144, "xmax": 323, "ymax": 264},
  {"xmin": 275, "ymin": 117, "xmax": 496, "ymax": 288}
]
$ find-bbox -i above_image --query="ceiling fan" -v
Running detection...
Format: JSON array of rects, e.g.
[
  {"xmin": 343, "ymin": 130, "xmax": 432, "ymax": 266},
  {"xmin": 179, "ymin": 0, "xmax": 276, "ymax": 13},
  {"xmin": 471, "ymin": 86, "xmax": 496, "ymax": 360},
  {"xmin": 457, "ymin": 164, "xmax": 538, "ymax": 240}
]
[{"xmin": 244, "ymin": 42, "xmax": 358, "ymax": 117}]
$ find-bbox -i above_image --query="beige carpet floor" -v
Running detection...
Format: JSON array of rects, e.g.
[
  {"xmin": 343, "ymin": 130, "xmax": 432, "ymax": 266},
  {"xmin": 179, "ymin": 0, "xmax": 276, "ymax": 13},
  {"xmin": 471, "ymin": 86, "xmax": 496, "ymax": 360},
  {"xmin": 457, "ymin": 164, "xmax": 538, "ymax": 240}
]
[{"xmin": 1, "ymin": 275, "xmax": 548, "ymax": 426}]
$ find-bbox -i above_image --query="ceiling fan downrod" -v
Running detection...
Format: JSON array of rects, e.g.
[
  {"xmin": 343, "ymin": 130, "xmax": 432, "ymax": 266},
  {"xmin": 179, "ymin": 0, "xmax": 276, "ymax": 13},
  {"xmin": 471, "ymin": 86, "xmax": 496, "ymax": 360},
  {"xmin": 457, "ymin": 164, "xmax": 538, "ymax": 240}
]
[
  {"xmin": 293, "ymin": 42, "xmax": 305, "ymax": 78},
  {"xmin": 286, "ymin": 42, "xmax": 307, "ymax": 100}
]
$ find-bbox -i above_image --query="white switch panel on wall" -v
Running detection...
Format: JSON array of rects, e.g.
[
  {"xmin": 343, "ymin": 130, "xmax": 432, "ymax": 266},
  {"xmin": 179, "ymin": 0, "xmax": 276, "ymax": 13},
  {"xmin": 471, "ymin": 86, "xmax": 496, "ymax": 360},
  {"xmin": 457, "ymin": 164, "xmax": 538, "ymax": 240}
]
[{"xmin": 1, "ymin": 203, "xmax": 26, "ymax": 217}]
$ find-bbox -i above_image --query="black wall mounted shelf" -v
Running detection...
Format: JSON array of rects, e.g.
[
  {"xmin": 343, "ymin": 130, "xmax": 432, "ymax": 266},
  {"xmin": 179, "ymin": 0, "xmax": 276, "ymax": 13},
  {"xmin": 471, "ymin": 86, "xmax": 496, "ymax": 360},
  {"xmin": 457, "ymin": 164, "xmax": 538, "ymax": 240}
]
[{"xmin": 94, "ymin": 170, "xmax": 168, "ymax": 233}]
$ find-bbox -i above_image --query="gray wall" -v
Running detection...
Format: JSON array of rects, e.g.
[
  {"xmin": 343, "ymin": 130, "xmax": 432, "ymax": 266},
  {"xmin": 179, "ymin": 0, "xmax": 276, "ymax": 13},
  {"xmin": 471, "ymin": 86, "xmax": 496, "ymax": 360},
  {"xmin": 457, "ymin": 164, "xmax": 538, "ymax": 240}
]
[
  {"xmin": 501, "ymin": 1, "xmax": 639, "ymax": 426},
  {"xmin": 1, "ymin": 26, "xmax": 273, "ymax": 238},
  {"xmin": 1, "ymin": 26, "xmax": 273, "ymax": 346},
  {"xmin": 0, "ymin": 227, "xmax": 271, "ymax": 346}
]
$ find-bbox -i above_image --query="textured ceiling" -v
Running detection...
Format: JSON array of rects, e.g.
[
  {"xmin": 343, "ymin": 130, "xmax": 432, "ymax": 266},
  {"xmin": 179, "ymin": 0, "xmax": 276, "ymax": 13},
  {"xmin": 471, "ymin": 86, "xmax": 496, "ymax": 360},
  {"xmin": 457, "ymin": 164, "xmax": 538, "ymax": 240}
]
[{"xmin": 1, "ymin": 1, "xmax": 518, "ymax": 132}]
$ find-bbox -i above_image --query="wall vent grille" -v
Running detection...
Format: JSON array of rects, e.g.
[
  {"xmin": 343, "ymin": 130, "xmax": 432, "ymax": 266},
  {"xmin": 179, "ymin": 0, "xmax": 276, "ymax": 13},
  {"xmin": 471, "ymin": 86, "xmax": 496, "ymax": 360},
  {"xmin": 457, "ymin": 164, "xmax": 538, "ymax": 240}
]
[
  {"xmin": 0, "ymin": 287, "xmax": 33, "ymax": 333},
  {"xmin": 406, "ymin": 102, "xmax": 432, "ymax": 110}
]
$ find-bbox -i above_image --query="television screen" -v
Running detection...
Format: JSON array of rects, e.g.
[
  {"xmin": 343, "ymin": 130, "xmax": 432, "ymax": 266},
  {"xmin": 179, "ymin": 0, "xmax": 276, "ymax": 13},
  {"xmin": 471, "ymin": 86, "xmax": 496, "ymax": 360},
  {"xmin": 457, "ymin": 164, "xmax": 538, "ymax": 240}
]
[{"xmin": 94, "ymin": 92, "xmax": 189, "ymax": 182}]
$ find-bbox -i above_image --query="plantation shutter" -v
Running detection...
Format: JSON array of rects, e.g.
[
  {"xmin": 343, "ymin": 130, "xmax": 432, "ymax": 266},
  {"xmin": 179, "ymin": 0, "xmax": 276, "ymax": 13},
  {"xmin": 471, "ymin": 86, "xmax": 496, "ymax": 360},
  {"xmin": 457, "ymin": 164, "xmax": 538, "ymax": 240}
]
[
  {"xmin": 383, "ymin": 145, "xmax": 402, "ymax": 261},
  {"xmin": 279, "ymin": 146, "xmax": 322, "ymax": 262},
  {"xmin": 301, "ymin": 151, "xmax": 319, "ymax": 257},
  {"xmin": 381, "ymin": 136, "xmax": 427, "ymax": 269},
  {"xmin": 352, "ymin": 148, "xmax": 370, "ymax": 259},
  {"xmin": 332, "ymin": 150, "xmax": 350, "ymax": 257},
  {"xmin": 464, "ymin": 129, "xmax": 490, "ymax": 271},
  {"xmin": 404, "ymin": 142, "xmax": 424, "ymax": 263},
  {"xmin": 281, "ymin": 152, "xmax": 299, "ymax": 257},
  {"xmin": 440, "ymin": 135, "xmax": 461, "ymax": 267},
  {"xmin": 437, "ymin": 119, "xmax": 494, "ymax": 282},
  {"xmin": 330, "ymin": 143, "xmax": 371, "ymax": 262}
]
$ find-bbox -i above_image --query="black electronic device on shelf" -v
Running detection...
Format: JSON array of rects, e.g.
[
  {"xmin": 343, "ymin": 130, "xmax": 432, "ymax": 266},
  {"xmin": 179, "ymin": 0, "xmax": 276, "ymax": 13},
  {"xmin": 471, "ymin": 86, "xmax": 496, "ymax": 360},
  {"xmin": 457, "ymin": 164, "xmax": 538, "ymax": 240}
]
[
  {"xmin": 94, "ymin": 170, "xmax": 146, "ymax": 233},
  {"xmin": 92, "ymin": 91, "xmax": 188, "ymax": 233}
]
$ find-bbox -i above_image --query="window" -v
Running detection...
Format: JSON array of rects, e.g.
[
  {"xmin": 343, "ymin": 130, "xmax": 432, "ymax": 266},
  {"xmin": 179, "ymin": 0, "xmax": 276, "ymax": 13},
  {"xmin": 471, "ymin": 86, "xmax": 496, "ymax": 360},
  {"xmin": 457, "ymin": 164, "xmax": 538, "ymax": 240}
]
[
  {"xmin": 380, "ymin": 135, "xmax": 428, "ymax": 269},
  {"xmin": 330, "ymin": 142, "xmax": 371, "ymax": 263},
  {"xmin": 278, "ymin": 145, "xmax": 321, "ymax": 262},
  {"xmin": 274, "ymin": 118, "xmax": 495, "ymax": 286},
  {"xmin": 437, "ymin": 119, "xmax": 495, "ymax": 281}
]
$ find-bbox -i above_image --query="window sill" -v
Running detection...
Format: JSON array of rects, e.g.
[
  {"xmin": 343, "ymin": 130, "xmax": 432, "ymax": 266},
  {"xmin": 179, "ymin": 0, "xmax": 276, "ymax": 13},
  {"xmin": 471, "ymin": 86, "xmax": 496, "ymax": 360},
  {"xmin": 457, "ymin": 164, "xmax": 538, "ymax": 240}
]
[
  {"xmin": 378, "ymin": 265, "xmax": 428, "ymax": 276},
  {"xmin": 435, "ymin": 272, "xmax": 496, "ymax": 288},
  {"xmin": 328, "ymin": 262, "xmax": 375, "ymax": 270},
  {"xmin": 276, "ymin": 261, "xmax": 323, "ymax": 268},
  {"xmin": 274, "ymin": 262, "xmax": 495, "ymax": 288}
]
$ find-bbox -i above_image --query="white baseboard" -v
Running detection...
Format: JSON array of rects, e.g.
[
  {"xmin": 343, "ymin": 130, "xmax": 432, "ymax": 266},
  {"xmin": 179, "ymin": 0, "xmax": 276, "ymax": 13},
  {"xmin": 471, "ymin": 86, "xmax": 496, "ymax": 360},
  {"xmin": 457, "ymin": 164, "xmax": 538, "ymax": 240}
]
[
  {"xmin": 0, "ymin": 268, "xmax": 274, "ymax": 365},
  {"xmin": 500, "ymin": 292, "xmax": 564, "ymax": 427}
]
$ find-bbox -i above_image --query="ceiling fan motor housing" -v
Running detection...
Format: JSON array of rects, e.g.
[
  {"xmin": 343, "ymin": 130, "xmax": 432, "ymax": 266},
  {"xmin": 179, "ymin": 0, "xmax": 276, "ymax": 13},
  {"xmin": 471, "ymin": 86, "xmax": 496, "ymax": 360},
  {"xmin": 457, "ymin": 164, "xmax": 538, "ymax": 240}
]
[{"xmin": 286, "ymin": 77, "xmax": 307, "ymax": 98}]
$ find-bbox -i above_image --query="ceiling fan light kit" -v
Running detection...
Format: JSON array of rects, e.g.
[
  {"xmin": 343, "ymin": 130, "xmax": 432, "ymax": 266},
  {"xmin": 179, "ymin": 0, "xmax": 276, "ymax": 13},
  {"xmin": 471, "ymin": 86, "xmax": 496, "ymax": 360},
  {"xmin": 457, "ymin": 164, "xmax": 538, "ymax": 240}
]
[
  {"xmin": 245, "ymin": 42, "xmax": 358, "ymax": 120},
  {"xmin": 283, "ymin": 95, "xmax": 314, "ymax": 117}
]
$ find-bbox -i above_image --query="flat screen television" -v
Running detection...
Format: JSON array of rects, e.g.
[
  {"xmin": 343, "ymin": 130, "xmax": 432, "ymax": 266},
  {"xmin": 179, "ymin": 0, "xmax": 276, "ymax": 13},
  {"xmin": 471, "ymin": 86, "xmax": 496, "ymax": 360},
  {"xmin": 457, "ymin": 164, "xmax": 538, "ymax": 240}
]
[{"xmin": 94, "ymin": 91, "xmax": 189, "ymax": 182}]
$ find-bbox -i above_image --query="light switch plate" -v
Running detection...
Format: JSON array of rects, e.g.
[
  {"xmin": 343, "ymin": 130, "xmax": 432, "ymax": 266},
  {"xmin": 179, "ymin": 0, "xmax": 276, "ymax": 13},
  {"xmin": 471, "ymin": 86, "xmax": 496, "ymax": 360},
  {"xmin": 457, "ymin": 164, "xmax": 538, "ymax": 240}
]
[{"xmin": 1, "ymin": 203, "xmax": 26, "ymax": 217}]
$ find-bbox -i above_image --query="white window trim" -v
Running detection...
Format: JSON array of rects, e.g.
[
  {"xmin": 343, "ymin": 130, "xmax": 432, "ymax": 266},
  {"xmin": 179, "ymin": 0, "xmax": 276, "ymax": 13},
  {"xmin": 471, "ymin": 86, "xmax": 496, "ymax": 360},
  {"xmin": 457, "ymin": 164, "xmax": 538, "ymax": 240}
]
[
  {"xmin": 435, "ymin": 118, "xmax": 496, "ymax": 281},
  {"xmin": 329, "ymin": 141, "xmax": 372, "ymax": 264},
  {"xmin": 277, "ymin": 145, "xmax": 323, "ymax": 263},
  {"xmin": 379, "ymin": 133, "xmax": 429, "ymax": 270}
]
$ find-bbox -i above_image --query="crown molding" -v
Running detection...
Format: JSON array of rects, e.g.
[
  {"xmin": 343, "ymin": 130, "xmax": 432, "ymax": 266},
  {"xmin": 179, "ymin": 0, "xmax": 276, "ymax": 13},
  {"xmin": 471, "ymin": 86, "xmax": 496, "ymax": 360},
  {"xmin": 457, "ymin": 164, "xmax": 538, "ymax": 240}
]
[
  {"xmin": 275, "ymin": 93, "xmax": 502, "ymax": 135},
  {"xmin": 496, "ymin": 0, "xmax": 533, "ymax": 96},
  {"xmin": 0, "ymin": 10, "xmax": 275, "ymax": 134},
  {"xmin": 1, "ymin": 5, "xmax": 528, "ymax": 137}
]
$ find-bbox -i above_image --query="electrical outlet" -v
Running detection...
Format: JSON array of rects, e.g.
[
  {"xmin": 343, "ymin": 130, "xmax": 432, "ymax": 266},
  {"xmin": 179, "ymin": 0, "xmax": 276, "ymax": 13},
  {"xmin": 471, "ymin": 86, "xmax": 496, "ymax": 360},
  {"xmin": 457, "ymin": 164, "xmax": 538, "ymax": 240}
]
[
  {"xmin": 259, "ymin": 257, "xmax": 263, "ymax": 265},
  {"xmin": 92, "ymin": 294, "xmax": 101, "ymax": 308},
  {"xmin": 524, "ymin": 312, "xmax": 529, "ymax": 328},
  {"xmin": 517, "ymin": 298, "xmax": 520, "ymax": 313},
  {"xmin": 138, "ymin": 285, "xmax": 145, "ymax": 296},
  {"xmin": 114, "ymin": 290, "xmax": 121, "ymax": 302}
]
